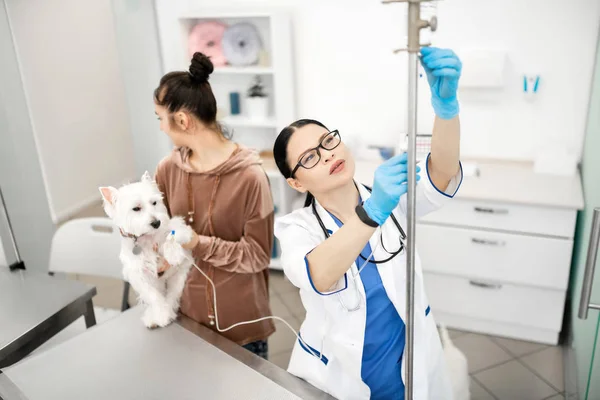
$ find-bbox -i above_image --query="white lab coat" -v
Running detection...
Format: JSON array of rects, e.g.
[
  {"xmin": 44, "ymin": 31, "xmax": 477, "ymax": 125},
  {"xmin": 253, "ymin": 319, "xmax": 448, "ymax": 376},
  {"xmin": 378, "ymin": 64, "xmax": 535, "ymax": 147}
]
[{"xmin": 274, "ymin": 156, "xmax": 463, "ymax": 400}]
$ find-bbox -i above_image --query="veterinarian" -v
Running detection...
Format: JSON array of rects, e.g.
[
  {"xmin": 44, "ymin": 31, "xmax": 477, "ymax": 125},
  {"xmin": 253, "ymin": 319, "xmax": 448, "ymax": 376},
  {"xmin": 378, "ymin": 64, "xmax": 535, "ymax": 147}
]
[
  {"xmin": 153, "ymin": 52, "xmax": 275, "ymax": 359},
  {"xmin": 272, "ymin": 47, "xmax": 463, "ymax": 400}
]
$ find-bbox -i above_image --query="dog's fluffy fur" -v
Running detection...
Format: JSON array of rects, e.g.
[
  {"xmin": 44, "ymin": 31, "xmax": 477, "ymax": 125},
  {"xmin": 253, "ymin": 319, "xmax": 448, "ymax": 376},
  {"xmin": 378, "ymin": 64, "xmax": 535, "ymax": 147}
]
[
  {"xmin": 100, "ymin": 172, "xmax": 193, "ymax": 328},
  {"xmin": 440, "ymin": 325, "xmax": 470, "ymax": 400}
]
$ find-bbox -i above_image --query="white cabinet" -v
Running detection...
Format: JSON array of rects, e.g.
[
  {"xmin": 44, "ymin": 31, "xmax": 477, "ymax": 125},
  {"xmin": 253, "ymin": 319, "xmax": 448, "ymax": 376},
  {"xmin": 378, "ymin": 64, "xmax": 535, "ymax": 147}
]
[{"xmin": 417, "ymin": 161, "xmax": 584, "ymax": 344}]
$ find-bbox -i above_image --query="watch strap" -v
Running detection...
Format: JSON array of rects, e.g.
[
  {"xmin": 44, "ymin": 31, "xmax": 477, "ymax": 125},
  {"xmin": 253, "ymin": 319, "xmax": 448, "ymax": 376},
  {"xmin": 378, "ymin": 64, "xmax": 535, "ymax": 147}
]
[{"xmin": 355, "ymin": 204, "xmax": 379, "ymax": 227}]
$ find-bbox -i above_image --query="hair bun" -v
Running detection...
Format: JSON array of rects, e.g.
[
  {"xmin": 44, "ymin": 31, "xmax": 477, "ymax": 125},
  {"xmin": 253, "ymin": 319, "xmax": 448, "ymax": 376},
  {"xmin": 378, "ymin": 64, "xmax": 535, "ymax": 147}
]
[{"xmin": 189, "ymin": 52, "xmax": 214, "ymax": 83}]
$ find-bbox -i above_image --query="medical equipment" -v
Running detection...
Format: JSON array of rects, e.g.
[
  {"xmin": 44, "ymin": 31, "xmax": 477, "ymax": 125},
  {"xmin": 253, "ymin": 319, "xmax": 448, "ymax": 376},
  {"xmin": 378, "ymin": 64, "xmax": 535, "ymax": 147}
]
[
  {"xmin": 173, "ymin": 231, "xmax": 322, "ymax": 361},
  {"xmin": 336, "ymin": 247, "xmax": 379, "ymax": 312},
  {"xmin": 178, "ymin": 227, "xmax": 380, "ymax": 359},
  {"xmin": 309, "ymin": 184, "xmax": 407, "ymax": 312},
  {"xmin": 381, "ymin": 1, "xmax": 438, "ymax": 398},
  {"xmin": 310, "ymin": 193, "xmax": 406, "ymax": 264}
]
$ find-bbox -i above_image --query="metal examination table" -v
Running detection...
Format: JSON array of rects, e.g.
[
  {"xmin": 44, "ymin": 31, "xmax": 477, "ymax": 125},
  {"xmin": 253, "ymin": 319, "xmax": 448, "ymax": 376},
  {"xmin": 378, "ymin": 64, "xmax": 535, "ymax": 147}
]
[
  {"xmin": 0, "ymin": 268, "xmax": 97, "ymax": 369},
  {"xmin": 0, "ymin": 306, "xmax": 335, "ymax": 400}
]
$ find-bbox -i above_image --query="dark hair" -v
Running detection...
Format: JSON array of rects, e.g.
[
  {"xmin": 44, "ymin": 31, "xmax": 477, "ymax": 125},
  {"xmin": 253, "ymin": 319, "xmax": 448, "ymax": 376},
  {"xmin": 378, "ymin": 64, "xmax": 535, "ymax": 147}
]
[
  {"xmin": 273, "ymin": 119, "xmax": 329, "ymax": 206},
  {"xmin": 154, "ymin": 52, "xmax": 229, "ymax": 138}
]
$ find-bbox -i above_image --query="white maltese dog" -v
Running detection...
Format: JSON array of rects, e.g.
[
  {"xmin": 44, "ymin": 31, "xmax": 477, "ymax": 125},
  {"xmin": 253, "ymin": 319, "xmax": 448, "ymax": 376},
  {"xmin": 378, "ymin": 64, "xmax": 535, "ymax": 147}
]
[{"xmin": 99, "ymin": 172, "xmax": 193, "ymax": 328}]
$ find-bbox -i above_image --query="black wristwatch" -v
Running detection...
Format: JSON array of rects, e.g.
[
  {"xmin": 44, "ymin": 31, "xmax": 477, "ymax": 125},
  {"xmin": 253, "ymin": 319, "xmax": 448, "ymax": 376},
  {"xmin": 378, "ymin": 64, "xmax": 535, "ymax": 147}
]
[{"xmin": 355, "ymin": 204, "xmax": 379, "ymax": 227}]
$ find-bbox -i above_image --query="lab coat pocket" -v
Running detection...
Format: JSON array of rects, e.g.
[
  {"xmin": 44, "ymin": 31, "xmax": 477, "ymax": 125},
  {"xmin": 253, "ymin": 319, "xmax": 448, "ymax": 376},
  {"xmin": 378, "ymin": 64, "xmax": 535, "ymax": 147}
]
[
  {"xmin": 325, "ymin": 343, "xmax": 371, "ymax": 400},
  {"xmin": 288, "ymin": 336, "xmax": 331, "ymax": 396}
]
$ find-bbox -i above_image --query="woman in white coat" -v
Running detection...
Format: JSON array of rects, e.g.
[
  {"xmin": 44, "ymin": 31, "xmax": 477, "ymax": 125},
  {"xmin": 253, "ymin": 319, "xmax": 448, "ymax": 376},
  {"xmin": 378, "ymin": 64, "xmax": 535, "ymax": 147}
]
[{"xmin": 272, "ymin": 47, "xmax": 463, "ymax": 400}]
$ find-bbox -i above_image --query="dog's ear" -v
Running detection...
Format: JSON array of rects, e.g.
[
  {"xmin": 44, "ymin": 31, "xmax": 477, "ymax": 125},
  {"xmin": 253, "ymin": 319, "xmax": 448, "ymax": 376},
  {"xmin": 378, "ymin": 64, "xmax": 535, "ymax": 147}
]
[
  {"xmin": 141, "ymin": 171, "xmax": 153, "ymax": 183},
  {"xmin": 99, "ymin": 187, "xmax": 118, "ymax": 218}
]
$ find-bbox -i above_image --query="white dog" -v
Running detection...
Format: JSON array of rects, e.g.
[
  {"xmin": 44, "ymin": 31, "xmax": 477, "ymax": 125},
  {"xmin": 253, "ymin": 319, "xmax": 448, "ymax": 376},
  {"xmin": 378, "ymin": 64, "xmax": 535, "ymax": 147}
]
[
  {"xmin": 439, "ymin": 325, "xmax": 470, "ymax": 400},
  {"xmin": 99, "ymin": 172, "xmax": 194, "ymax": 328}
]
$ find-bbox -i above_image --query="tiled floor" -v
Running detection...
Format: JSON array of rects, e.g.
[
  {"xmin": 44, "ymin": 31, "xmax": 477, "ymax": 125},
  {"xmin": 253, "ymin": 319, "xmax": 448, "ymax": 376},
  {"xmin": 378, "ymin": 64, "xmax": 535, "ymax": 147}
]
[{"xmin": 268, "ymin": 270, "xmax": 566, "ymax": 400}]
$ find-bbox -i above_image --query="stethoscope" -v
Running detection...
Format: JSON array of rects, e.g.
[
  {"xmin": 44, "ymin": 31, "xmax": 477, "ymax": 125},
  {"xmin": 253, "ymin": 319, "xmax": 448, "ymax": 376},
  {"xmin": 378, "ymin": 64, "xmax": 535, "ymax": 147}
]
[{"xmin": 310, "ymin": 189, "xmax": 406, "ymax": 311}]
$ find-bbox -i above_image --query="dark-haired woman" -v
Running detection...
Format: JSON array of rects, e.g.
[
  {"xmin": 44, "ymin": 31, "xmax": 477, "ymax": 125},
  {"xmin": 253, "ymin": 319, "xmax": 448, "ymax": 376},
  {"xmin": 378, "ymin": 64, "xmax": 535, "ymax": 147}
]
[
  {"xmin": 153, "ymin": 52, "xmax": 275, "ymax": 359},
  {"xmin": 272, "ymin": 47, "xmax": 464, "ymax": 399}
]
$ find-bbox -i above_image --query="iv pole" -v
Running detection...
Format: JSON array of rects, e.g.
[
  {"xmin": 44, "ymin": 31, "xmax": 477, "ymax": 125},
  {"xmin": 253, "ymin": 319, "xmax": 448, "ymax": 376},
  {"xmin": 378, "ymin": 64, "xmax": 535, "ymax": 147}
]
[{"xmin": 381, "ymin": 1, "xmax": 437, "ymax": 399}]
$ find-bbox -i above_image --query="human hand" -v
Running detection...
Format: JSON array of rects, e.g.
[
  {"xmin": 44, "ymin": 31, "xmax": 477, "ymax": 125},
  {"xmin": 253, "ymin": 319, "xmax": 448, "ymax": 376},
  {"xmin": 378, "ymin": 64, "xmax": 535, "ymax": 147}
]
[
  {"xmin": 363, "ymin": 153, "xmax": 421, "ymax": 225},
  {"xmin": 419, "ymin": 47, "xmax": 462, "ymax": 119},
  {"xmin": 181, "ymin": 230, "xmax": 199, "ymax": 250},
  {"xmin": 153, "ymin": 243, "xmax": 171, "ymax": 273},
  {"xmin": 157, "ymin": 256, "xmax": 171, "ymax": 273}
]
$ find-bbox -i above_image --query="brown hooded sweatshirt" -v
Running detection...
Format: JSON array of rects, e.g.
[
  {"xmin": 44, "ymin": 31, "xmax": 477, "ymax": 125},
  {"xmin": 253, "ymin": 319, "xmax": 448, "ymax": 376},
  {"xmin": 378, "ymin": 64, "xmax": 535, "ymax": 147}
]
[{"xmin": 155, "ymin": 144, "xmax": 275, "ymax": 345}]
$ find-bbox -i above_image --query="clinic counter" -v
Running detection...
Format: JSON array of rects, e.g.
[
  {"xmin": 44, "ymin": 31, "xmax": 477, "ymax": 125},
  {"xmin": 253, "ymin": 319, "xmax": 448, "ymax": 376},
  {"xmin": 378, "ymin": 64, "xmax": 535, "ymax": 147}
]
[
  {"xmin": 0, "ymin": 306, "xmax": 334, "ymax": 400},
  {"xmin": 354, "ymin": 158, "xmax": 584, "ymax": 209}
]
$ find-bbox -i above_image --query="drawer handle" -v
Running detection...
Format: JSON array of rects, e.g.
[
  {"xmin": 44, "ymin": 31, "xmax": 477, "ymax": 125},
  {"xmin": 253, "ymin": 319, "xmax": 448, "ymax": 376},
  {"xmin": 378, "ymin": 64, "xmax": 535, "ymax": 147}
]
[
  {"xmin": 471, "ymin": 238, "xmax": 505, "ymax": 246},
  {"xmin": 469, "ymin": 280, "xmax": 503, "ymax": 290},
  {"xmin": 474, "ymin": 206, "xmax": 509, "ymax": 215}
]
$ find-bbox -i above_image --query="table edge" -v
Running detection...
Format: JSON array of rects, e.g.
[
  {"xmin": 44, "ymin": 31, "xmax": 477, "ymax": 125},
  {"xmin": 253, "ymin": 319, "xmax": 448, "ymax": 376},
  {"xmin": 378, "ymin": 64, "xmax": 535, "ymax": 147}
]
[
  {"xmin": 176, "ymin": 315, "xmax": 335, "ymax": 400},
  {"xmin": 0, "ymin": 284, "xmax": 96, "ymax": 363}
]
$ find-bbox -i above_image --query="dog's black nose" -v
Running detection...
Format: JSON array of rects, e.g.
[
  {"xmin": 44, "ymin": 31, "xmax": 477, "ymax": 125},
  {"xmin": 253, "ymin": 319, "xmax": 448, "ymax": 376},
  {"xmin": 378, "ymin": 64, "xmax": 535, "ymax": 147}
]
[{"xmin": 150, "ymin": 220, "xmax": 161, "ymax": 229}]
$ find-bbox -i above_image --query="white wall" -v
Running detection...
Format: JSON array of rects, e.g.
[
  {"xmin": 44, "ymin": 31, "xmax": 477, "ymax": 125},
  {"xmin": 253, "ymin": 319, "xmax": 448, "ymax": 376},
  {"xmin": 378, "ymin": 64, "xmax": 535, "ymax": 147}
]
[
  {"xmin": 0, "ymin": 0, "xmax": 55, "ymax": 273},
  {"xmin": 6, "ymin": 0, "xmax": 136, "ymax": 223},
  {"xmin": 0, "ymin": 240, "xmax": 6, "ymax": 267},
  {"xmin": 112, "ymin": 0, "xmax": 172, "ymax": 177},
  {"xmin": 155, "ymin": 0, "xmax": 600, "ymax": 162}
]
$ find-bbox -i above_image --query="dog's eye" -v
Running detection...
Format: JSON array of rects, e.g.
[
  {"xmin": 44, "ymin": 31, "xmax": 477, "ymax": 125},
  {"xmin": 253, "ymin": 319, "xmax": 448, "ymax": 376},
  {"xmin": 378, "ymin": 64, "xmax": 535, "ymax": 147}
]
[
  {"xmin": 152, "ymin": 201, "xmax": 157, "ymax": 206},
  {"xmin": 132, "ymin": 206, "xmax": 141, "ymax": 212}
]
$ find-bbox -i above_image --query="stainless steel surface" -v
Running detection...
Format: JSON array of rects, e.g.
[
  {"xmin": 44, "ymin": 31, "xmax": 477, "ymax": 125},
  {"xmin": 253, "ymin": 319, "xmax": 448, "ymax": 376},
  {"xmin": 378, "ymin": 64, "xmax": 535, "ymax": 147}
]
[
  {"xmin": 0, "ymin": 373, "xmax": 28, "ymax": 400},
  {"xmin": 578, "ymin": 207, "xmax": 600, "ymax": 319},
  {"xmin": 1, "ymin": 307, "xmax": 334, "ymax": 400},
  {"xmin": 0, "ymin": 269, "xmax": 96, "ymax": 367},
  {"xmin": 405, "ymin": 48, "xmax": 419, "ymax": 400},
  {"xmin": 404, "ymin": 1, "xmax": 432, "ymax": 398},
  {"xmin": 385, "ymin": 0, "xmax": 436, "ymax": 53},
  {"xmin": 0, "ymin": 187, "xmax": 21, "ymax": 262},
  {"xmin": 179, "ymin": 315, "xmax": 334, "ymax": 400}
]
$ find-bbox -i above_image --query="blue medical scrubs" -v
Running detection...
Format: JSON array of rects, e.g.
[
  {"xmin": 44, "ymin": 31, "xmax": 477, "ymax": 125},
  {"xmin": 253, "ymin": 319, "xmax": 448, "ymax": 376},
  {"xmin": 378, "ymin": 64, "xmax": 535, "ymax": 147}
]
[{"xmin": 328, "ymin": 211, "xmax": 406, "ymax": 400}]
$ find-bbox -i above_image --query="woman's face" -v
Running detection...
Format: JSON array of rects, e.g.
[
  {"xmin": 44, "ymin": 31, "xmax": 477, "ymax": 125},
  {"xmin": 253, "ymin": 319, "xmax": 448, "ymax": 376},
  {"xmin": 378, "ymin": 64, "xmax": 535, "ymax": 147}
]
[
  {"xmin": 154, "ymin": 103, "xmax": 188, "ymax": 147},
  {"xmin": 286, "ymin": 123, "xmax": 355, "ymax": 196}
]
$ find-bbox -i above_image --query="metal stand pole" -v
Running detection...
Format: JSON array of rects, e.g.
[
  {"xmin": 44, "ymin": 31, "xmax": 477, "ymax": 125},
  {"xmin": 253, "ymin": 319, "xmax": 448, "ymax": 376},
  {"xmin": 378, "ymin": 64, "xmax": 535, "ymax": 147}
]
[
  {"xmin": 381, "ymin": 1, "xmax": 437, "ymax": 398},
  {"xmin": 406, "ymin": 45, "xmax": 419, "ymax": 400},
  {"xmin": 0, "ymin": 186, "xmax": 25, "ymax": 271}
]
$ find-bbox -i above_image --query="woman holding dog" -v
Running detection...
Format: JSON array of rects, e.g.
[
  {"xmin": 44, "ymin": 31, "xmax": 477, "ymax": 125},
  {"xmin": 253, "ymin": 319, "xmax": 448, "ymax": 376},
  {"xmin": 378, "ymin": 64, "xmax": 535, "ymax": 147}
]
[
  {"xmin": 272, "ymin": 47, "xmax": 463, "ymax": 399},
  {"xmin": 153, "ymin": 53, "xmax": 275, "ymax": 359}
]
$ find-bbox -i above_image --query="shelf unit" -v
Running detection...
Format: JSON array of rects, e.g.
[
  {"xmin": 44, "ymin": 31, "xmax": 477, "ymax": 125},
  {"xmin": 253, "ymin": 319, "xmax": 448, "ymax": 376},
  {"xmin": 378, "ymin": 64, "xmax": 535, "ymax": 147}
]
[
  {"xmin": 221, "ymin": 115, "xmax": 278, "ymax": 129},
  {"xmin": 213, "ymin": 66, "xmax": 274, "ymax": 75},
  {"xmin": 154, "ymin": 4, "xmax": 298, "ymax": 270}
]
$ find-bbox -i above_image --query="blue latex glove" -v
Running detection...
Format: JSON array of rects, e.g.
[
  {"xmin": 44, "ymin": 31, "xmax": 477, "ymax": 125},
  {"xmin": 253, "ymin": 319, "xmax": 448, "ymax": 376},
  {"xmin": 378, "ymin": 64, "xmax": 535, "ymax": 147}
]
[
  {"xmin": 363, "ymin": 153, "xmax": 421, "ymax": 225},
  {"xmin": 420, "ymin": 47, "xmax": 462, "ymax": 120}
]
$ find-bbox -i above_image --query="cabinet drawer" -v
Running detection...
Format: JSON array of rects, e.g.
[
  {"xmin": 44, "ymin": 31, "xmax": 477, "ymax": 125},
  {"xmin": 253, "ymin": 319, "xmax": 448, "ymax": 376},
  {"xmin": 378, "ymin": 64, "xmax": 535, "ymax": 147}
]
[
  {"xmin": 419, "ymin": 199, "xmax": 576, "ymax": 238},
  {"xmin": 417, "ymin": 224, "xmax": 573, "ymax": 290},
  {"xmin": 423, "ymin": 272, "xmax": 566, "ymax": 331}
]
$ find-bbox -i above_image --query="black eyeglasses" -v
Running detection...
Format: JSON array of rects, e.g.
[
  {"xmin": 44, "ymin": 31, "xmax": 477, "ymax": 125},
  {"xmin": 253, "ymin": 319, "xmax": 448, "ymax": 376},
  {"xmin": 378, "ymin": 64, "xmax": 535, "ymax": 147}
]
[{"xmin": 291, "ymin": 130, "xmax": 342, "ymax": 177}]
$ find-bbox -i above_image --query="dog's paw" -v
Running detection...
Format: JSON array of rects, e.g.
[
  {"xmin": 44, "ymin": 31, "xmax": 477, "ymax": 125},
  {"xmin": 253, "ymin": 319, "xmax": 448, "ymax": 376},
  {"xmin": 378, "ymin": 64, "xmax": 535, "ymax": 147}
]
[
  {"xmin": 154, "ymin": 305, "xmax": 177, "ymax": 327},
  {"xmin": 142, "ymin": 305, "xmax": 176, "ymax": 329},
  {"xmin": 162, "ymin": 240, "xmax": 187, "ymax": 266},
  {"xmin": 169, "ymin": 217, "xmax": 193, "ymax": 245},
  {"xmin": 142, "ymin": 308, "xmax": 159, "ymax": 329}
]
